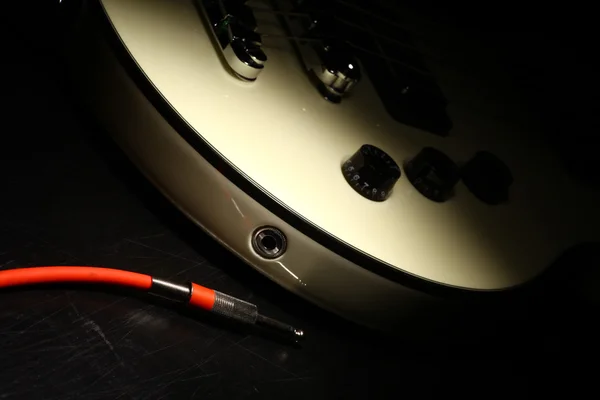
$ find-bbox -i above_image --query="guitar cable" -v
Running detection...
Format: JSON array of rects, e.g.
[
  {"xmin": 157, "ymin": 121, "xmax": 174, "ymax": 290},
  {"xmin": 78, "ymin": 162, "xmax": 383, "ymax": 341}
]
[{"xmin": 0, "ymin": 266, "xmax": 304, "ymax": 341}]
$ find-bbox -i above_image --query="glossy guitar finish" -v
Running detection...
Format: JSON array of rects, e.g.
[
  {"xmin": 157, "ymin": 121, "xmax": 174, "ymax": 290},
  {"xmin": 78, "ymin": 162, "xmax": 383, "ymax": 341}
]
[{"xmin": 68, "ymin": 0, "xmax": 600, "ymax": 330}]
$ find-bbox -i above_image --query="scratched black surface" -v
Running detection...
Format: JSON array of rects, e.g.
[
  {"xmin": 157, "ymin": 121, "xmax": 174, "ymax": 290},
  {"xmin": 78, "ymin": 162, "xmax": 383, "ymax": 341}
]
[{"xmin": 1, "ymin": 2, "xmax": 599, "ymax": 399}]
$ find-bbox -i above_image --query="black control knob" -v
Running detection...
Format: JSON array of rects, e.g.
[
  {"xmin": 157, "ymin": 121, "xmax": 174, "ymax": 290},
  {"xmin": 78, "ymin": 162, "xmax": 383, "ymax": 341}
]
[
  {"xmin": 461, "ymin": 151, "xmax": 513, "ymax": 205},
  {"xmin": 315, "ymin": 42, "xmax": 361, "ymax": 101},
  {"xmin": 405, "ymin": 147, "xmax": 459, "ymax": 202},
  {"xmin": 342, "ymin": 145, "xmax": 401, "ymax": 202},
  {"xmin": 302, "ymin": 14, "xmax": 361, "ymax": 102},
  {"xmin": 223, "ymin": 20, "xmax": 266, "ymax": 80}
]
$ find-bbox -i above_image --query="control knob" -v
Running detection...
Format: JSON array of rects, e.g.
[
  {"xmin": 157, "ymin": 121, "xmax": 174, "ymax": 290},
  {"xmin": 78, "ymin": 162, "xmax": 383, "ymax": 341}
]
[
  {"xmin": 342, "ymin": 145, "xmax": 401, "ymax": 202},
  {"xmin": 405, "ymin": 147, "xmax": 459, "ymax": 202},
  {"xmin": 461, "ymin": 151, "xmax": 513, "ymax": 205}
]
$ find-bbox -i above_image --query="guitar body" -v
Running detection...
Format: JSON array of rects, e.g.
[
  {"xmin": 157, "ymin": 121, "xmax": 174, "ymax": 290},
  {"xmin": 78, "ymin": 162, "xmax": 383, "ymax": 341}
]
[{"xmin": 67, "ymin": 0, "xmax": 600, "ymax": 330}]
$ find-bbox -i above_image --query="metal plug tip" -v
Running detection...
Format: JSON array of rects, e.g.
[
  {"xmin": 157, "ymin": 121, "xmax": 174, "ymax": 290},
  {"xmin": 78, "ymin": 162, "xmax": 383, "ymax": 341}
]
[{"xmin": 256, "ymin": 314, "xmax": 305, "ymax": 342}]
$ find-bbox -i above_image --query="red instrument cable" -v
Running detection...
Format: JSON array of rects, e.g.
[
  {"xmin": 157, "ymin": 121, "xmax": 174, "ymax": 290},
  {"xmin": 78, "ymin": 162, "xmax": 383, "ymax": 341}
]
[{"xmin": 0, "ymin": 266, "xmax": 303, "ymax": 341}]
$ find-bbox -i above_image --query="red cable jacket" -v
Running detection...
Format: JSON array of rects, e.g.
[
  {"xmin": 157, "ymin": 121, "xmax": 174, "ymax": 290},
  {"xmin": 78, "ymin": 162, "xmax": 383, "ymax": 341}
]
[
  {"xmin": 0, "ymin": 267, "xmax": 301, "ymax": 339},
  {"xmin": 189, "ymin": 282, "xmax": 216, "ymax": 310},
  {"xmin": 0, "ymin": 266, "xmax": 152, "ymax": 290},
  {"xmin": 0, "ymin": 266, "xmax": 218, "ymax": 311}
]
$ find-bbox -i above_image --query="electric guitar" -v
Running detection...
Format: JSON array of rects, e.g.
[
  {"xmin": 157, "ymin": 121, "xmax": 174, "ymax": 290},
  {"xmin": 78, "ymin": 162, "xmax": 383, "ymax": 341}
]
[{"xmin": 66, "ymin": 0, "xmax": 600, "ymax": 330}]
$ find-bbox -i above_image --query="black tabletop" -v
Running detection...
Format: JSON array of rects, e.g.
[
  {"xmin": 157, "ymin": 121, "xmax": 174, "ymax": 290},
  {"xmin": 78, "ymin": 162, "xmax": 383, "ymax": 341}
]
[{"xmin": 1, "ymin": 2, "xmax": 598, "ymax": 399}]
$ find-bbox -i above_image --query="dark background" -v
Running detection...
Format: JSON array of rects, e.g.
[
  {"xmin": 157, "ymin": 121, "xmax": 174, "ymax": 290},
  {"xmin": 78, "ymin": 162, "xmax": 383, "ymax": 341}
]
[
  {"xmin": 1, "ymin": 1, "xmax": 598, "ymax": 399},
  {"xmin": 405, "ymin": 0, "xmax": 600, "ymax": 185}
]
